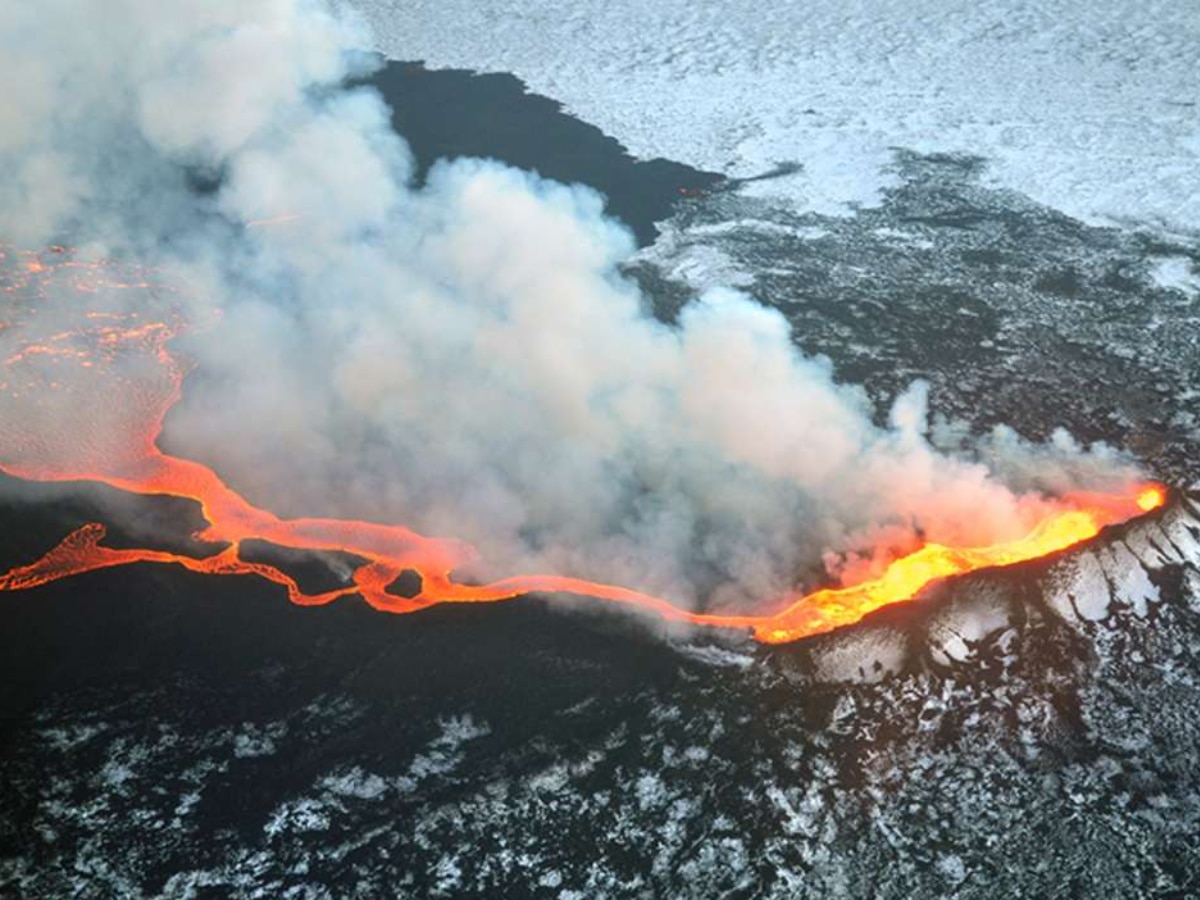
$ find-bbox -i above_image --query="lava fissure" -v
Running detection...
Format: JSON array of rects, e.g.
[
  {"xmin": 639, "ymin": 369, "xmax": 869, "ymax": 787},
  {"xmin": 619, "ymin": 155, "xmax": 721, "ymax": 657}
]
[{"xmin": 0, "ymin": 247, "xmax": 1166, "ymax": 643}]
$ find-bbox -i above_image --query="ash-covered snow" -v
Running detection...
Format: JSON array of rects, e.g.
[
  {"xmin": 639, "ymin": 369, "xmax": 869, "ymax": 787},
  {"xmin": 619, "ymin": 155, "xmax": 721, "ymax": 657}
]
[{"xmin": 352, "ymin": 0, "xmax": 1200, "ymax": 229}]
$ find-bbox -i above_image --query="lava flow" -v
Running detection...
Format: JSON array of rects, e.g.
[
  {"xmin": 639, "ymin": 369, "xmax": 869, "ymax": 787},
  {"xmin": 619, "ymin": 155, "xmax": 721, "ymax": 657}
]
[{"xmin": 0, "ymin": 246, "xmax": 1167, "ymax": 644}]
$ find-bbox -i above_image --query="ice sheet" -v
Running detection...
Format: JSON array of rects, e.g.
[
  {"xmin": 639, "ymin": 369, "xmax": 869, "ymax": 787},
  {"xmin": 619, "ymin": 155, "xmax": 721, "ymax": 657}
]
[{"xmin": 352, "ymin": 0, "xmax": 1200, "ymax": 228}]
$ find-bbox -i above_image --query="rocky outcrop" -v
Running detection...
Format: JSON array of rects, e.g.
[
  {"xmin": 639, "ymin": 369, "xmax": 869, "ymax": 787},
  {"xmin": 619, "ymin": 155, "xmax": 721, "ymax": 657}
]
[{"xmin": 784, "ymin": 483, "xmax": 1200, "ymax": 683}]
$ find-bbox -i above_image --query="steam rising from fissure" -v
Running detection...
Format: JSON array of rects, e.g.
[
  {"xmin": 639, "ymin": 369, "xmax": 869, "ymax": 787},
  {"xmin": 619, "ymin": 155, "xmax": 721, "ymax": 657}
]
[{"xmin": 0, "ymin": 1, "xmax": 1150, "ymax": 638}]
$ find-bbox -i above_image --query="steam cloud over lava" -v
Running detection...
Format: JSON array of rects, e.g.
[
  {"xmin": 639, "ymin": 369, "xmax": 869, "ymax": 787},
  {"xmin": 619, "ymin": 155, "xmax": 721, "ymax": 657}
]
[{"xmin": 0, "ymin": 1, "xmax": 1157, "ymax": 640}]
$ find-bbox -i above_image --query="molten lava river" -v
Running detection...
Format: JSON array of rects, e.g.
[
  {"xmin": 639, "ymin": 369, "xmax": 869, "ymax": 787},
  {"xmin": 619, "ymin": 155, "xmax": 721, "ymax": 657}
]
[{"xmin": 0, "ymin": 246, "xmax": 1166, "ymax": 644}]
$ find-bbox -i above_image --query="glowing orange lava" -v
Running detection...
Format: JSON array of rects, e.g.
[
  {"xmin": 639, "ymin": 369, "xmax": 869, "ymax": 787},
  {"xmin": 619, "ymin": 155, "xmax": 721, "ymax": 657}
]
[
  {"xmin": 0, "ymin": 246, "xmax": 1168, "ymax": 643},
  {"xmin": 1137, "ymin": 485, "xmax": 1167, "ymax": 512}
]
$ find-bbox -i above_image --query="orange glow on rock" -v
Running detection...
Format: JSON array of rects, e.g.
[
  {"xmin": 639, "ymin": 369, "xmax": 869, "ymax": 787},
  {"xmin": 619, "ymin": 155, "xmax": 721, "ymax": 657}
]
[
  {"xmin": 738, "ymin": 507, "xmax": 1126, "ymax": 643},
  {"xmin": 0, "ymin": 245, "xmax": 1169, "ymax": 644}
]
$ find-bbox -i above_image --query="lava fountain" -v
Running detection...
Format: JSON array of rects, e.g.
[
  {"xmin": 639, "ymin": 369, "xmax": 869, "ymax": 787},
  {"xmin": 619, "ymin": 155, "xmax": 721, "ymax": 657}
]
[{"xmin": 0, "ymin": 246, "xmax": 1165, "ymax": 644}]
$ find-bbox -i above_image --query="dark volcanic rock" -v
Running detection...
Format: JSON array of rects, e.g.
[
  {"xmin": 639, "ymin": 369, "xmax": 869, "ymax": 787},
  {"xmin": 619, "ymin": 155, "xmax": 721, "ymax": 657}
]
[
  {"xmin": 1, "ymin": 489, "xmax": 1198, "ymax": 898},
  {"xmin": 362, "ymin": 59, "xmax": 724, "ymax": 247}
]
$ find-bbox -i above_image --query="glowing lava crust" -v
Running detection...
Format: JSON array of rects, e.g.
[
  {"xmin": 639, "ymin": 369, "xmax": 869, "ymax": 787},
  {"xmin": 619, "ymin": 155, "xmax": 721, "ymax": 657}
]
[{"xmin": 0, "ymin": 246, "xmax": 1167, "ymax": 644}]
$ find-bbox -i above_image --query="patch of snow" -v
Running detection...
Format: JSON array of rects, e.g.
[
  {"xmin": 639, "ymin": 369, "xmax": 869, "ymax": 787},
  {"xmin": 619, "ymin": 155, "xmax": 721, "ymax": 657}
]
[
  {"xmin": 639, "ymin": 239, "xmax": 754, "ymax": 291},
  {"xmin": 937, "ymin": 853, "xmax": 967, "ymax": 884},
  {"xmin": 264, "ymin": 798, "xmax": 330, "ymax": 837},
  {"xmin": 673, "ymin": 642, "xmax": 754, "ymax": 669},
  {"xmin": 927, "ymin": 584, "xmax": 1014, "ymax": 666},
  {"xmin": 321, "ymin": 766, "xmax": 389, "ymax": 800},
  {"xmin": 400, "ymin": 714, "xmax": 491, "ymax": 789},
  {"xmin": 1097, "ymin": 542, "xmax": 1160, "ymax": 617},
  {"xmin": 232, "ymin": 722, "xmax": 286, "ymax": 759},
  {"xmin": 1044, "ymin": 551, "xmax": 1112, "ymax": 625},
  {"xmin": 1150, "ymin": 256, "xmax": 1200, "ymax": 298},
  {"xmin": 40, "ymin": 722, "xmax": 106, "ymax": 752},
  {"xmin": 809, "ymin": 626, "xmax": 908, "ymax": 683}
]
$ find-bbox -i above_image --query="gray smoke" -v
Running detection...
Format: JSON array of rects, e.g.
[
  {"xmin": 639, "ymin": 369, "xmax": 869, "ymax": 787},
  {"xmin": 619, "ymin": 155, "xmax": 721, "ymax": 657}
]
[{"xmin": 0, "ymin": 0, "xmax": 1139, "ymax": 611}]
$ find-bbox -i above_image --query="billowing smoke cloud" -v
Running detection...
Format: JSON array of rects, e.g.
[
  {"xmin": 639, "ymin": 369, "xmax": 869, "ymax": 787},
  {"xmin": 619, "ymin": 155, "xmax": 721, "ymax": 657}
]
[{"xmin": 0, "ymin": 1, "xmax": 1139, "ymax": 611}]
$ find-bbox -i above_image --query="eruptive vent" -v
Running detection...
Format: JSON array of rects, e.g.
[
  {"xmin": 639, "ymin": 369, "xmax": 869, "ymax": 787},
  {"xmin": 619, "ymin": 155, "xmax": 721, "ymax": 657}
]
[{"xmin": 0, "ymin": 246, "xmax": 1164, "ymax": 644}]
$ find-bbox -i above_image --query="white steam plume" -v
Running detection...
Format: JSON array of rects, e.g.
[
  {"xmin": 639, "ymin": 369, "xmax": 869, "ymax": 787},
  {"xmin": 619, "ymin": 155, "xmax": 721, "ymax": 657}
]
[{"xmin": 0, "ymin": 0, "xmax": 1139, "ymax": 612}]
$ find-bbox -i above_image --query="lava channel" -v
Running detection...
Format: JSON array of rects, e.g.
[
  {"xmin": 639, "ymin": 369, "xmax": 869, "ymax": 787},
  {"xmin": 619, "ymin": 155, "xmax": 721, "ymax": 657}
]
[{"xmin": 0, "ymin": 245, "xmax": 1167, "ymax": 644}]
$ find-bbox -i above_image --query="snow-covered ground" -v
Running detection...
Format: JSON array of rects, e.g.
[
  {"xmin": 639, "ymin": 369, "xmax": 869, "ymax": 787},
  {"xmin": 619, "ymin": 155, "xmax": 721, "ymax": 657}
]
[{"xmin": 352, "ymin": 0, "xmax": 1200, "ymax": 229}]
